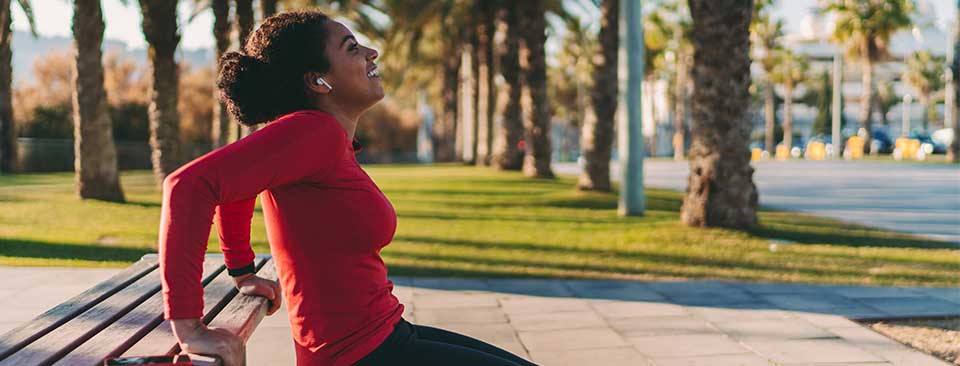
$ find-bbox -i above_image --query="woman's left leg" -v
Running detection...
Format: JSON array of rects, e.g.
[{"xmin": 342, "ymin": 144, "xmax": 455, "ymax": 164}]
[{"xmin": 411, "ymin": 323, "xmax": 538, "ymax": 366}]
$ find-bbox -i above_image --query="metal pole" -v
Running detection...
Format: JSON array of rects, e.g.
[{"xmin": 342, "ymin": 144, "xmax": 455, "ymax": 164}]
[
  {"xmin": 831, "ymin": 51, "xmax": 842, "ymax": 158},
  {"xmin": 903, "ymin": 94, "xmax": 913, "ymax": 137},
  {"xmin": 619, "ymin": 0, "xmax": 644, "ymax": 216}
]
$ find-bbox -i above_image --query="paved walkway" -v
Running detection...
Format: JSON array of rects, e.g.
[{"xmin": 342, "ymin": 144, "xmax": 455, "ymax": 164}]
[
  {"xmin": 554, "ymin": 160, "xmax": 960, "ymax": 244},
  {"xmin": 3, "ymin": 267, "xmax": 958, "ymax": 365}
]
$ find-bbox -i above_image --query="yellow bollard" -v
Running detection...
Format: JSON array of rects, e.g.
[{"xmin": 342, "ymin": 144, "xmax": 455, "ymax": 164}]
[
  {"xmin": 845, "ymin": 136, "xmax": 864, "ymax": 159},
  {"xmin": 775, "ymin": 145, "xmax": 790, "ymax": 160},
  {"xmin": 751, "ymin": 147, "xmax": 763, "ymax": 161},
  {"xmin": 894, "ymin": 138, "xmax": 921, "ymax": 160},
  {"xmin": 805, "ymin": 141, "xmax": 826, "ymax": 160}
]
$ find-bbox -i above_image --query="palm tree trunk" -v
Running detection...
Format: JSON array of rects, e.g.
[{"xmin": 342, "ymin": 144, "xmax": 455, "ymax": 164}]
[
  {"xmin": 438, "ymin": 38, "xmax": 461, "ymax": 162},
  {"xmin": 261, "ymin": 0, "xmax": 277, "ymax": 19},
  {"xmin": 783, "ymin": 80, "xmax": 794, "ymax": 155},
  {"xmin": 72, "ymin": 0, "xmax": 124, "ymax": 202},
  {"xmin": 235, "ymin": 0, "xmax": 257, "ymax": 139},
  {"xmin": 763, "ymin": 79, "xmax": 775, "ymax": 154},
  {"xmin": 476, "ymin": 1, "xmax": 496, "ymax": 166},
  {"xmin": 140, "ymin": 0, "xmax": 182, "ymax": 185},
  {"xmin": 210, "ymin": 0, "xmax": 230, "ymax": 148},
  {"xmin": 518, "ymin": 0, "xmax": 553, "ymax": 178},
  {"xmin": 578, "ymin": 0, "xmax": 618, "ymax": 191},
  {"xmin": 681, "ymin": 0, "xmax": 758, "ymax": 229},
  {"xmin": 673, "ymin": 54, "xmax": 687, "ymax": 160},
  {"xmin": 472, "ymin": 16, "xmax": 487, "ymax": 166},
  {"xmin": 0, "ymin": 0, "xmax": 14, "ymax": 173},
  {"xmin": 494, "ymin": 4, "xmax": 523, "ymax": 170},
  {"xmin": 920, "ymin": 94, "xmax": 929, "ymax": 131},
  {"xmin": 861, "ymin": 57, "xmax": 875, "ymax": 154}
]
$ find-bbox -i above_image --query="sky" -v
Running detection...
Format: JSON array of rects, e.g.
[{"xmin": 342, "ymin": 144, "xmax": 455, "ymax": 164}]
[{"xmin": 13, "ymin": 0, "xmax": 959, "ymax": 52}]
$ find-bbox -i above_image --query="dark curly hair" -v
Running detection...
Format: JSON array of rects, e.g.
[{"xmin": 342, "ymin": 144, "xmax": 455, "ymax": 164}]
[{"xmin": 217, "ymin": 11, "xmax": 332, "ymax": 126}]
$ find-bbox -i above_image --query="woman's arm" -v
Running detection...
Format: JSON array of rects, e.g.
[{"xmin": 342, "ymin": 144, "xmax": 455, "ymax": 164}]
[{"xmin": 158, "ymin": 111, "xmax": 346, "ymax": 320}]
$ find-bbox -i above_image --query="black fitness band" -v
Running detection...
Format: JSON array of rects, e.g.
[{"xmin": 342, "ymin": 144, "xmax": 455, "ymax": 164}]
[{"xmin": 227, "ymin": 261, "xmax": 256, "ymax": 277}]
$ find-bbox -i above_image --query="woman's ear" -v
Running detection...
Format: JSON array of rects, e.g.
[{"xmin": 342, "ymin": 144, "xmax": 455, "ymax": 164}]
[{"xmin": 304, "ymin": 72, "xmax": 333, "ymax": 94}]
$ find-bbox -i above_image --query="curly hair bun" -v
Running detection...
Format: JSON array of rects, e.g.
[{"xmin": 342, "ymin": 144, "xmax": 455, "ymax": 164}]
[{"xmin": 217, "ymin": 51, "xmax": 272, "ymax": 126}]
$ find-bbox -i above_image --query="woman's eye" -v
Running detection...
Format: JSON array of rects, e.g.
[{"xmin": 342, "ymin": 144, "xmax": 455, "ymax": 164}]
[{"xmin": 349, "ymin": 44, "xmax": 358, "ymax": 52}]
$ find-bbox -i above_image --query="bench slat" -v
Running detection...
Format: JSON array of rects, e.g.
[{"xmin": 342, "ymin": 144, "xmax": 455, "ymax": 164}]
[
  {"xmin": 207, "ymin": 259, "xmax": 278, "ymax": 343},
  {"xmin": 0, "ymin": 257, "xmax": 158, "ymax": 361},
  {"xmin": 121, "ymin": 257, "xmax": 269, "ymax": 357},
  {"xmin": 0, "ymin": 259, "xmax": 164, "ymax": 366},
  {"xmin": 52, "ymin": 260, "xmax": 227, "ymax": 366}
]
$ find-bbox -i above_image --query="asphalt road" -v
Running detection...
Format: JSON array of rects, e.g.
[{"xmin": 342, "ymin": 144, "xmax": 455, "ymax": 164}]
[{"xmin": 554, "ymin": 159, "xmax": 960, "ymax": 244}]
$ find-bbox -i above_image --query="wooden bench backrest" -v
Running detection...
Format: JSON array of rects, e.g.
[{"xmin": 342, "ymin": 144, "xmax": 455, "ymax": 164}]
[{"xmin": 0, "ymin": 254, "xmax": 277, "ymax": 366}]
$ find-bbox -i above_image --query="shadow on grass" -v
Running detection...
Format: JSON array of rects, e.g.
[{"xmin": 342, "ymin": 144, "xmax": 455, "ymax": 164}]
[
  {"xmin": 388, "ymin": 235, "xmax": 955, "ymax": 283},
  {"xmin": 124, "ymin": 200, "xmax": 264, "ymax": 214},
  {"xmin": 0, "ymin": 238, "xmax": 153, "ymax": 263}
]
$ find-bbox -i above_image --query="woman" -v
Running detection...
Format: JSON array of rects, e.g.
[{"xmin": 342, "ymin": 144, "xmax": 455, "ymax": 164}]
[{"xmin": 158, "ymin": 10, "xmax": 538, "ymax": 366}]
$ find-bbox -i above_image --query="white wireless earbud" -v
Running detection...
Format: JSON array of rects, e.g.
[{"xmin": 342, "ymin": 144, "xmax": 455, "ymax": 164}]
[{"xmin": 316, "ymin": 77, "xmax": 333, "ymax": 90}]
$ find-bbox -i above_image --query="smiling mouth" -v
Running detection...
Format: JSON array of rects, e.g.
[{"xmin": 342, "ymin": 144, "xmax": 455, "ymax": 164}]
[{"xmin": 367, "ymin": 66, "xmax": 380, "ymax": 78}]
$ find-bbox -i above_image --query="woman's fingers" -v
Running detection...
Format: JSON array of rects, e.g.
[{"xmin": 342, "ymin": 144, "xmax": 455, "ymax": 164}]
[
  {"xmin": 266, "ymin": 280, "xmax": 283, "ymax": 315},
  {"xmin": 238, "ymin": 276, "xmax": 283, "ymax": 316}
]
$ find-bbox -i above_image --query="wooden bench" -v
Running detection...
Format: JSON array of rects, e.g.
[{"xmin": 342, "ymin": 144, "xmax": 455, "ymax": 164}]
[{"xmin": 0, "ymin": 254, "xmax": 277, "ymax": 366}]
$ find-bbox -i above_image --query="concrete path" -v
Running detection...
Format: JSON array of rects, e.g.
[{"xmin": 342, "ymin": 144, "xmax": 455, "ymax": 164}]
[
  {"xmin": 554, "ymin": 160, "xmax": 960, "ymax": 244},
  {"xmin": 3, "ymin": 267, "xmax": 958, "ymax": 365}
]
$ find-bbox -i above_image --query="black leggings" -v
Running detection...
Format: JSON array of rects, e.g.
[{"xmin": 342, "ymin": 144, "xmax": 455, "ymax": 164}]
[{"xmin": 352, "ymin": 318, "xmax": 538, "ymax": 366}]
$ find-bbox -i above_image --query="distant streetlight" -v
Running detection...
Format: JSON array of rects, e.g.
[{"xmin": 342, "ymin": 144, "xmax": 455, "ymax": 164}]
[
  {"xmin": 619, "ymin": 0, "xmax": 644, "ymax": 216},
  {"xmin": 831, "ymin": 51, "xmax": 842, "ymax": 158},
  {"xmin": 902, "ymin": 94, "xmax": 913, "ymax": 137}
]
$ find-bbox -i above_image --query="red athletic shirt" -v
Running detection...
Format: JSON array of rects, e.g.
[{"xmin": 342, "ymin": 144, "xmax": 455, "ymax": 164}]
[{"xmin": 158, "ymin": 109, "xmax": 403, "ymax": 366}]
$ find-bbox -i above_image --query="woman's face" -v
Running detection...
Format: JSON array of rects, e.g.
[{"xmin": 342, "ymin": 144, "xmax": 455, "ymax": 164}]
[{"xmin": 321, "ymin": 21, "xmax": 383, "ymax": 108}]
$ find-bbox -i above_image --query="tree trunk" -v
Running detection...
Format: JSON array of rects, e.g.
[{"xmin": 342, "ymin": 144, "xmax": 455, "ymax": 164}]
[
  {"xmin": 578, "ymin": 0, "xmax": 618, "ymax": 191},
  {"xmin": 475, "ymin": 1, "xmax": 496, "ymax": 166},
  {"xmin": 438, "ymin": 38, "xmax": 461, "ymax": 162},
  {"xmin": 460, "ymin": 42, "xmax": 476, "ymax": 164},
  {"xmin": 763, "ymin": 79, "xmax": 775, "ymax": 154},
  {"xmin": 673, "ymin": 54, "xmax": 688, "ymax": 160},
  {"xmin": 72, "ymin": 0, "xmax": 124, "ymax": 202},
  {"xmin": 783, "ymin": 80, "xmax": 793, "ymax": 155},
  {"xmin": 0, "ymin": 0, "xmax": 14, "ymax": 173},
  {"xmin": 211, "ymin": 0, "xmax": 230, "ymax": 149},
  {"xmin": 518, "ymin": 0, "xmax": 553, "ymax": 178},
  {"xmin": 140, "ymin": 0, "xmax": 182, "ymax": 186},
  {"xmin": 861, "ymin": 57, "xmax": 875, "ymax": 154},
  {"xmin": 681, "ymin": 0, "xmax": 757, "ymax": 229},
  {"xmin": 235, "ymin": 0, "xmax": 257, "ymax": 139},
  {"xmin": 261, "ymin": 0, "xmax": 277, "ymax": 19},
  {"xmin": 494, "ymin": 4, "xmax": 523, "ymax": 170},
  {"xmin": 951, "ymin": 0, "xmax": 960, "ymax": 163},
  {"xmin": 920, "ymin": 94, "xmax": 929, "ymax": 131}
]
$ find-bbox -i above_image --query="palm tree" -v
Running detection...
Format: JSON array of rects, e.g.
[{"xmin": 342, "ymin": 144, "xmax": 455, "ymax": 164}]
[
  {"xmin": 518, "ymin": 0, "xmax": 553, "ymax": 178},
  {"xmin": 750, "ymin": 11, "xmax": 783, "ymax": 154},
  {"xmin": 494, "ymin": 3, "xmax": 524, "ymax": 170},
  {"xmin": 206, "ymin": 0, "xmax": 231, "ymax": 148},
  {"xmin": 681, "ymin": 0, "xmax": 757, "ymax": 229},
  {"xmin": 903, "ymin": 50, "xmax": 945, "ymax": 130},
  {"xmin": 826, "ymin": 0, "xmax": 913, "ymax": 154},
  {"xmin": 72, "ymin": 0, "xmax": 124, "ymax": 202},
  {"xmin": 578, "ymin": 0, "xmax": 618, "ymax": 191},
  {"xmin": 875, "ymin": 78, "xmax": 898, "ymax": 126},
  {"xmin": 140, "ymin": 0, "xmax": 182, "ymax": 185},
  {"xmin": 235, "ymin": 0, "xmax": 257, "ymax": 138},
  {"xmin": 0, "ymin": 0, "xmax": 35, "ymax": 173},
  {"xmin": 770, "ymin": 48, "xmax": 808, "ymax": 154},
  {"xmin": 474, "ymin": 0, "xmax": 497, "ymax": 166}
]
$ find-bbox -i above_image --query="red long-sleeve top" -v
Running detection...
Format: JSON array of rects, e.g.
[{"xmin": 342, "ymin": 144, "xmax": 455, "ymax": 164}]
[{"xmin": 158, "ymin": 109, "xmax": 403, "ymax": 366}]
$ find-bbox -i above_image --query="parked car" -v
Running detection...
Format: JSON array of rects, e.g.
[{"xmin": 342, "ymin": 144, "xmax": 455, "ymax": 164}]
[{"xmin": 931, "ymin": 128, "xmax": 955, "ymax": 153}]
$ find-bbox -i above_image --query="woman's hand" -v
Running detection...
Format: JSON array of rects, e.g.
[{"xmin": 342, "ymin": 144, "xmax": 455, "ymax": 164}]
[
  {"xmin": 171, "ymin": 318, "xmax": 245, "ymax": 366},
  {"xmin": 234, "ymin": 274, "xmax": 283, "ymax": 315}
]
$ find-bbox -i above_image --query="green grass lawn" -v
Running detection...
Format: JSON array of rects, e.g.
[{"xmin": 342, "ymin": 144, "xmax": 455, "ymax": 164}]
[{"xmin": 1, "ymin": 165, "xmax": 957, "ymax": 287}]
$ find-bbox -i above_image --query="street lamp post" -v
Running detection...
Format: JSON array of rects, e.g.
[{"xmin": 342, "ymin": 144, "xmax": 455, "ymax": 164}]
[
  {"xmin": 831, "ymin": 51, "xmax": 843, "ymax": 158},
  {"xmin": 619, "ymin": 0, "xmax": 645, "ymax": 216}
]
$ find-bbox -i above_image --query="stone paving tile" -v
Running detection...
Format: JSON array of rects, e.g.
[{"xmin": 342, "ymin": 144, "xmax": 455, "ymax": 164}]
[
  {"xmin": 564, "ymin": 279, "xmax": 666, "ymax": 301},
  {"xmin": 414, "ymin": 306, "xmax": 506, "ymax": 325},
  {"xmin": 528, "ymin": 347, "xmax": 654, "ymax": 366},
  {"xmin": 668, "ymin": 292, "xmax": 760, "ymax": 307},
  {"xmin": 650, "ymin": 353, "xmax": 775, "ymax": 366},
  {"xmin": 411, "ymin": 277, "xmax": 491, "ymax": 291},
  {"xmin": 507, "ymin": 311, "xmax": 606, "ymax": 332},
  {"xmin": 686, "ymin": 304, "xmax": 792, "ymax": 323},
  {"xmin": 760, "ymin": 293, "xmax": 866, "ymax": 312},
  {"xmin": 645, "ymin": 280, "xmax": 745, "ymax": 297},
  {"xmin": 588, "ymin": 299, "xmax": 688, "ymax": 319},
  {"xmin": 487, "ymin": 278, "xmax": 573, "ymax": 297},
  {"xmin": 629, "ymin": 334, "xmax": 752, "ymax": 358},
  {"xmin": 813, "ymin": 305, "xmax": 892, "ymax": 320},
  {"xmin": 790, "ymin": 311, "xmax": 862, "ymax": 329},
  {"xmin": 824, "ymin": 285, "xmax": 928, "ymax": 299},
  {"xmin": 741, "ymin": 338, "xmax": 885, "ymax": 364},
  {"xmin": 412, "ymin": 291, "xmax": 499, "ymax": 309},
  {"xmin": 518, "ymin": 328, "xmax": 629, "ymax": 352},
  {"xmin": 915, "ymin": 287, "xmax": 960, "ymax": 304},
  {"xmin": 498, "ymin": 295, "xmax": 591, "ymax": 315},
  {"xmin": 856, "ymin": 296, "xmax": 960, "ymax": 317},
  {"xmin": 734, "ymin": 282, "xmax": 831, "ymax": 295},
  {"xmin": 607, "ymin": 315, "xmax": 719, "ymax": 337},
  {"xmin": 827, "ymin": 325, "xmax": 952, "ymax": 366},
  {"xmin": 421, "ymin": 322, "xmax": 530, "ymax": 359},
  {"xmin": 713, "ymin": 318, "xmax": 834, "ymax": 340}
]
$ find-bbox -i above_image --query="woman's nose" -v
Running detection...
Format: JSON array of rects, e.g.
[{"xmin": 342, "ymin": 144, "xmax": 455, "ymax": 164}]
[{"xmin": 366, "ymin": 47, "xmax": 379, "ymax": 61}]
